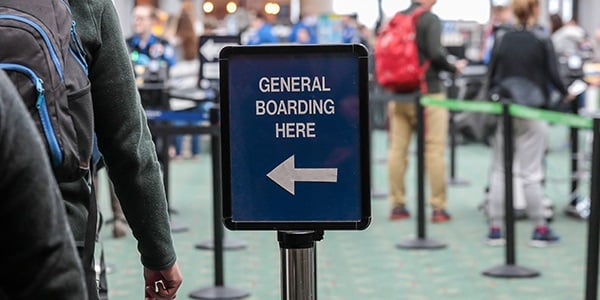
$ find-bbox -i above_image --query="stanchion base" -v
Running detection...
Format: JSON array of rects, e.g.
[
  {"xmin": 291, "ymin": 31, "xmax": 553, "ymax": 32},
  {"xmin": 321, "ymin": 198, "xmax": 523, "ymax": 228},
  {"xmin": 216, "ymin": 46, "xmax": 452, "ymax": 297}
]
[
  {"xmin": 396, "ymin": 238, "xmax": 447, "ymax": 250},
  {"xmin": 482, "ymin": 264, "xmax": 540, "ymax": 278},
  {"xmin": 447, "ymin": 177, "xmax": 470, "ymax": 186},
  {"xmin": 371, "ymin": 189, "xmax": 388, "ymax": 199},
  {"xmin": 170, "ymin": 219, "xmax": 189, "ymax": 233},
  {"xmin": 195, "ymin": 238, "xmax": 248, "ymax": 250},
  {"xmin": 189, "ymin": 286, "xmax": 250, "ymax": 300}
]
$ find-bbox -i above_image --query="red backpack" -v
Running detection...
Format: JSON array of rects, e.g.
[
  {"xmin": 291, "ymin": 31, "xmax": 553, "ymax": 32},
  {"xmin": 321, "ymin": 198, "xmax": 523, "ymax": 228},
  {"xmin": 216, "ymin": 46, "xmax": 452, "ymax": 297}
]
[{"xmin": 375, "ymin": 8, "xmax": 428, "ymax": 93}]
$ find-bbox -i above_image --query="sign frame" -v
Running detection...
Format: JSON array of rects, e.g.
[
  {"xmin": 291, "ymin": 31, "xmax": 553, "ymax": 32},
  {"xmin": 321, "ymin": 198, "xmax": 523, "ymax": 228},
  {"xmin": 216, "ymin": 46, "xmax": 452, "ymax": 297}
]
[{"xmin": 219, "ymin": 44, "xmax": 371, "ymax": 231}]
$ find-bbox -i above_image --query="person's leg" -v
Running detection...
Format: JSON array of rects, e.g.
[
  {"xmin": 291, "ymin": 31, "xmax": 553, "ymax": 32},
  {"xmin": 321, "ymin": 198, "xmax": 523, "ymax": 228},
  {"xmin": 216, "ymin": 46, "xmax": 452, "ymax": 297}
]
[
  {"xmin": 514, "ymin": 119, "xmax": 548, "ymax": 227},
  {"xmin": 423, "ymin": 93, "xmax": 449, "ymax": 220},
  {"xmin": 387, "ymin": 101, "xmax": 414, "ymax": 219},
  {"xmin": 487, "ymin": 121, "xmax": 506, "ymax": 229},
  {"xmin": 191, "ymin": 134, "xmax": 201, "ymax": 156}
]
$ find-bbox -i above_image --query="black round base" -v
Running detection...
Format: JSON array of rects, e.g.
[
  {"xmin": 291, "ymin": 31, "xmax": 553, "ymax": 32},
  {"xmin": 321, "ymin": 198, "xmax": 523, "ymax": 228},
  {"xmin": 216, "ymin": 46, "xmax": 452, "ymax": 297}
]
[
  {"xmin": 482, "ymin": 264, "xmax": 540, "ymax": 278},
  {"xmin": 371, "ymin": 189, "xmax": 388, "ymax": 199},
  {"xmin": 447, "ymin": 177, "xmax": 470, "ymax": 186},
  {"xmin": 189, "ymin": 286, "xmax": 250, "ymax": 300},
  {"xmin": 396, "ymin": 238, "xmax": 447, "ymax": 250},
  {"xmin": 195, "ymin": 238, "xmax": 248, "ymax": 250}
]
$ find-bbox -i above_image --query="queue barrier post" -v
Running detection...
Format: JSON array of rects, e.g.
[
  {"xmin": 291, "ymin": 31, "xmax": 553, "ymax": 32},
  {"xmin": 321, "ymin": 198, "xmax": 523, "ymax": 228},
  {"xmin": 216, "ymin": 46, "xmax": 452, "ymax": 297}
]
[
  {"xmin": 482, "ymin": 101, "xmax": 539, "ymax": 278},
  {"xmin": 585, "ymin": 117, "xmax": 600, "ymax": 300},
  {"xmin": 396, "ymin": 94, "xmax": 446, "ymax": 250},
  {"xmin": 189, "ymin": 105, "xmax": 250, "ymax": 300}
]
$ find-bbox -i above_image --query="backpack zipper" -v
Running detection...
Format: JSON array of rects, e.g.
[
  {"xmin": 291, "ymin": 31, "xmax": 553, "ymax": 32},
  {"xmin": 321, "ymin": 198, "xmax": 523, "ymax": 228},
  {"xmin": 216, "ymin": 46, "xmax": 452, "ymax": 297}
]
[
  {"xmin": 0, "ymin": 14, "xmax": 64, "ymax": 82},
  {"xmin": 0, "ymin": 63, "xmax": 63, "ymax": 167},
  {"xmin": 69, "ymin": 20, "xmax": 89, "ymax": 74}
]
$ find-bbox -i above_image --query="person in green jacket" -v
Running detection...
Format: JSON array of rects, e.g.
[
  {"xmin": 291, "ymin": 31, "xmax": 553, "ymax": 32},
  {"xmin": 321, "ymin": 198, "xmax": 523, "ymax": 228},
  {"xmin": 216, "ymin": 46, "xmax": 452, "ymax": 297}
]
[
  {"xmin": 0, "ymin": 69, "xmax": 88, "ymax": 299},
  {"xmin": 66, "ymin": 1, "xmax": 183, "ymax": 299}
]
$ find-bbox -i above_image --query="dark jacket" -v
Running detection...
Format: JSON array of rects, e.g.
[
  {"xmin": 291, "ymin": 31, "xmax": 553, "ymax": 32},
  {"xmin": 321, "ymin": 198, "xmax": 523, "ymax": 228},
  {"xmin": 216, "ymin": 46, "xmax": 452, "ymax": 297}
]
[
  {"xmin": 0, "ymin": 70, "xmax": 87, "ymax": 299},
  {"xmin": 67, "ymin": 0, "xmax": 176, "ymax": 271},
  {"xmin": 488, "ymin": 25, "xmax": 568, "ymax": 107},
  {"xmin": 404, "ymin": 2, "xmax": 457, "ymax": 94}
]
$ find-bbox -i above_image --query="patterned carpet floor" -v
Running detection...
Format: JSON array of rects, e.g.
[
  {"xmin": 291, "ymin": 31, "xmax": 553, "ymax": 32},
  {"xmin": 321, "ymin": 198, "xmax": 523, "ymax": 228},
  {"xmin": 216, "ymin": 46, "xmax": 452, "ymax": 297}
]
[{"xmin": 96, "ymin": 125, "xmax": 595, "ymax": 300}]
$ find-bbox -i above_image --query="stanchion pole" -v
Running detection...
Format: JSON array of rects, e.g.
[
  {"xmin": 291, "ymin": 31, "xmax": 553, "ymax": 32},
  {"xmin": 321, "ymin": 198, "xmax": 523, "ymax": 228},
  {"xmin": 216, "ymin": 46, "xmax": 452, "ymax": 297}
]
[
  {"xmin": 446, "ymin": 74, "xmax": 469, "ymax": 186},
  {"xmin": 397, "ymin": 94, "xmax": 446, "ymax": 250},
  {"xmin": 278, "ymin": 231, "xmax": 322, "ymax": 300},
  {"xmin": 483, "ymin": 102, "xmax": 539, "ymax": 278},
  {"xmin": 190, "ymin": 105, "xmax": 249, "ymax": 300},
  {"xmin": 196, "ymin": 107, "xmax": 247, "ymax": 250},
  {"xmin": 370, "ymin": 94, "xmax": 387, "ymax": 199},
  {"xmin": 584, "ymin": 117, "xmax": 600, "ymax": 300},
  {"xmin": 448, "ymin": 110, "xmax": 470, "ymax": 186},
  {"xmin": 569, "ymin": 99, "xmax": 581, "ymax": 208}
]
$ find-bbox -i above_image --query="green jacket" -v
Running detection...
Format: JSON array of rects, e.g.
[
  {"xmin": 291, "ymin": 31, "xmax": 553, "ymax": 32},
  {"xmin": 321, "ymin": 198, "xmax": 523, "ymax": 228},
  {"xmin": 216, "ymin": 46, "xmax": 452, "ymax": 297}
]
[{"xmin": 68, "ymin": 0, "xmax": 176, "ymax": 271}]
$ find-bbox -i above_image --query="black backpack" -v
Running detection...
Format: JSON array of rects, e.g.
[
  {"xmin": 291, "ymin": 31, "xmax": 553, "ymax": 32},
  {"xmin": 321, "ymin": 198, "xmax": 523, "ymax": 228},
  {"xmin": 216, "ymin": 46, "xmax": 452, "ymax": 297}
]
[{"xmin": 0, "ymin": 0, "xmax": 93, "ymax": 182}]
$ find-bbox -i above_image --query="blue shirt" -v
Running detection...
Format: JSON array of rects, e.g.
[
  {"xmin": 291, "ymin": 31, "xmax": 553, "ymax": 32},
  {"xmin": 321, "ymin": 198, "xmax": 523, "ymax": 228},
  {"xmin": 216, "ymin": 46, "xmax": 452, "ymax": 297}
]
[
  {"xmin": 126, "ymin": 34, "xmax": 176, "ymax": 67},
  {"xmin": 247, "ymin": 24, "xmax": 277, "ymax": 45}
]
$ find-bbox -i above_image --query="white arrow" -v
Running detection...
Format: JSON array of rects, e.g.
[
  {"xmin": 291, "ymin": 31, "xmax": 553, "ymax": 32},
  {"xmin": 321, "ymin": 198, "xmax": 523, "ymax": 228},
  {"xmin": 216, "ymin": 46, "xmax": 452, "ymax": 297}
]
[
  {"xmin": 200, "ymin": 39, "xmax": 220, "ymax": 61},
  {"xmin": 200, "ymin": 39, "xmax": 238, "ymax": 61},
  {"xmin": 267, "ymin": 155, "xmax": 338, "ymax": 195}
]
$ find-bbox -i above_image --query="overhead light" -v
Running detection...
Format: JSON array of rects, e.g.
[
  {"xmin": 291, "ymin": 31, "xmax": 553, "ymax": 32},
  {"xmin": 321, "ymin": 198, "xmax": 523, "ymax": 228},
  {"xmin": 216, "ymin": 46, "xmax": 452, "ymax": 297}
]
[
  {"xmin": 265, "ymin": 2, "xmax": 280, "ymax": 15},
  {"xmin": 226, "ymin": 1, "xmax": 238, "ymax": 14},
  {"xmin": 203, "ymin": 1, "xmax": 214, "ymax": 13}
]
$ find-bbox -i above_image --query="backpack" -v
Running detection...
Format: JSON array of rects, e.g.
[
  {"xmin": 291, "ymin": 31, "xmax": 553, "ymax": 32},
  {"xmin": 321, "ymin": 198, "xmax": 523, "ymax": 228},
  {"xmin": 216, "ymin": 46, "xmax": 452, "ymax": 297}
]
[
  {"xmin": 374, "ymin": 8, "xmax": 428, "ymax": 93},
  {"xmin": 0, "ymin": 0, "xmax": 94, "ymax": 183}
]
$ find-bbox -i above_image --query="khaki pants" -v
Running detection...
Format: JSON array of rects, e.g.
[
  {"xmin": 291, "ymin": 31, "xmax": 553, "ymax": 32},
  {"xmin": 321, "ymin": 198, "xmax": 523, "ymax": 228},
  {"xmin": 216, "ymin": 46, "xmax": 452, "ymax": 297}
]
[{"xmin": 387, "ymin": 93, "xmax": 448, "ymax": 210}]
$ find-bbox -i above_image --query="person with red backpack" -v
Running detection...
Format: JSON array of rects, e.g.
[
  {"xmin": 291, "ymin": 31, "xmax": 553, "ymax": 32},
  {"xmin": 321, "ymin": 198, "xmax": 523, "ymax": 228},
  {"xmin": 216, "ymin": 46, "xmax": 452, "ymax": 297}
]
[{"xmin": 380, "ymin": 0, "xmax": 466, "ymax": 222}]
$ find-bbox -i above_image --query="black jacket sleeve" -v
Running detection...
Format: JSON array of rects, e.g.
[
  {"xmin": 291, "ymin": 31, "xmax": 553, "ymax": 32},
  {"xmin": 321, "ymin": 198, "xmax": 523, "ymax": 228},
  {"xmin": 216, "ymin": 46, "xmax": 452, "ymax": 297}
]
[{"xmin": 0, "ymin": 71, "xmax": 88, "ymax": 299}]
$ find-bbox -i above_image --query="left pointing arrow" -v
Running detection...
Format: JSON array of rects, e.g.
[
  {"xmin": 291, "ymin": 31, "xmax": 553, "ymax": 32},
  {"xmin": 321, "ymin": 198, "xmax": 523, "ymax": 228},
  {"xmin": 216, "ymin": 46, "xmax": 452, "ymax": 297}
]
[{"xmin": 267, "ymin": 155, "xmax": 338, "ymax": 195}]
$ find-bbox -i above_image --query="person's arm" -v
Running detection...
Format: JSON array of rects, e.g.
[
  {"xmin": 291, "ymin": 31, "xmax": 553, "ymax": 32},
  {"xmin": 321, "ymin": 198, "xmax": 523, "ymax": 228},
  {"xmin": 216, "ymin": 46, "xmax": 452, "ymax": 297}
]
[
  {"xmin": 421, "ymin": 13, "xmax": 457, "ymax": 74},
  {"xmin": 74, "ymin": 0, "xmax": 180, "ymax": 274},
  {"xmin": 0, "ymin": 72, "xmax": 87, "ymax": 299},
  {"xmin": 543, "ymin": 37, "xmax": 569, "ymax": 95}
]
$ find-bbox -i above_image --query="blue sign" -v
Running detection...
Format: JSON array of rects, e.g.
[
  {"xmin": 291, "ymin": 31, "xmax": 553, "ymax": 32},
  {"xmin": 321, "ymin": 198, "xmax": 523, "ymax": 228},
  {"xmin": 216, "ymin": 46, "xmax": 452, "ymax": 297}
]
[{"xmin": 220, "ymin": 44, "xmax": 371, "ymax": 230}]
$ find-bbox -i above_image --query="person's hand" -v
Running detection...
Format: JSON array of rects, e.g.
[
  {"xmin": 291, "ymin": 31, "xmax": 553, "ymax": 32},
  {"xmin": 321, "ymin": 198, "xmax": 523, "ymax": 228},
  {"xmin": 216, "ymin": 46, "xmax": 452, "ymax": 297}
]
[
  {"xmin": 454, "ymin": 59, "xmax": 468, "ymax": 75},
  {"xmin": 144, "ymin": 263, "xmax": 183, "ymax": 300},
  {"xmin": 563, "ymin": 93, "xmax": 577, "ymax": 102}
]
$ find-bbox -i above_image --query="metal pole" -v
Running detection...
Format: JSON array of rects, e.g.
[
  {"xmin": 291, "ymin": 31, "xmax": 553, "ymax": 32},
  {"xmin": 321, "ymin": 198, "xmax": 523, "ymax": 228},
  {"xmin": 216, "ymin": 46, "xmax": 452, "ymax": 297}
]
[
  {"xmin": 278, "ymin": 231, "xmax": 320, "ymax": 300},
  {"xmin": 585, "ymin": 117, "xmax": 600, "ymax": 300}
]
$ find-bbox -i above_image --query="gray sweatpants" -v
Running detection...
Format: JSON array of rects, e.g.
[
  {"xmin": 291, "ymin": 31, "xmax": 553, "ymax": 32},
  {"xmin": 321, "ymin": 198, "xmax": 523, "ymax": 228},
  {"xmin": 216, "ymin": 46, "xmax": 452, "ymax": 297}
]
[{"xmin": 488, "ymin": 118, "xmax": 548, "ymax": 228}]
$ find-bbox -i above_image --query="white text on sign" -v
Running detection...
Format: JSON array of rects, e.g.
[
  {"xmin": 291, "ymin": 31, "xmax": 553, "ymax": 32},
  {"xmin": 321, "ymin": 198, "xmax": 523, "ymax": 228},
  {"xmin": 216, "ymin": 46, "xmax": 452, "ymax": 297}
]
[{"xmin": 256, "ymin": 76, "xmax": 335, "ymax": 139}]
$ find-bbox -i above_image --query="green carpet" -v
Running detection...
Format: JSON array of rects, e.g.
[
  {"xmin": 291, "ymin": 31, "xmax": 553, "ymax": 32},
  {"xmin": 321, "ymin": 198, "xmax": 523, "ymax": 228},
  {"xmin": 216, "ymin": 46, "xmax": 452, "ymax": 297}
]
[{"xmin": 97, "ymin": 124, "xmax": 594, "ymax": 299}]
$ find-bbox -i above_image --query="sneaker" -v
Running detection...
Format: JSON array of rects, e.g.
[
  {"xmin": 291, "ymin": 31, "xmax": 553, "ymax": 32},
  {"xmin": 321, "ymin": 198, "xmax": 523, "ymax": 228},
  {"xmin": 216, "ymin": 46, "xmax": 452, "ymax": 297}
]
[
  {"xmin": 389, "ymin": 205, "xmax": 410, "ymax": 220},
  {"xmin": 529, "ymin": 226, "xmax": 560, "ymax": 247},
  {"xmin": 486, "ymin": 227, "xmax": 506, "ymax": 246},
  {"xmin": 431, "ymin": 209, "xmax": 451, "ymax": 223},
  {"xmin": 565, "ymin": 195, "xmax": 590, "ymax": 220}
]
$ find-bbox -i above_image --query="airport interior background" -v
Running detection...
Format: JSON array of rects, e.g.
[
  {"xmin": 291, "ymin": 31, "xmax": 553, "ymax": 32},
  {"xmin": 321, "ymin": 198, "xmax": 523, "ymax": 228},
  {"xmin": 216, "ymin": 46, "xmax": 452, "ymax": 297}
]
[{"xmin": 95, "ymin": 0, "xmax": 600, "ymax": 298}]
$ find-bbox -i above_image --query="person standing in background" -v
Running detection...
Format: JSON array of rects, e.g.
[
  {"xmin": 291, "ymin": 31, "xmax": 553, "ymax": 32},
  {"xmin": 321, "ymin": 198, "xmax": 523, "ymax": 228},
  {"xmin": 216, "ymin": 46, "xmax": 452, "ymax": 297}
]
[
  {"xmin": 481, "ymin": 0, "xmax": 513, "ymax": 64},
  {"xmin": 485, "ymin": 0, "xmax": 574, "ymax": 247},
  {"xmin": 246, "ymin": 12, "xmax": 278, "ymax": 45},
  {"xmin": 126, "ymin": 4, "xmax": 177, "ymax": 67},
  {"xmin": 386, "ymin": 0, "xmax": 466, "ymax": 223}
]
